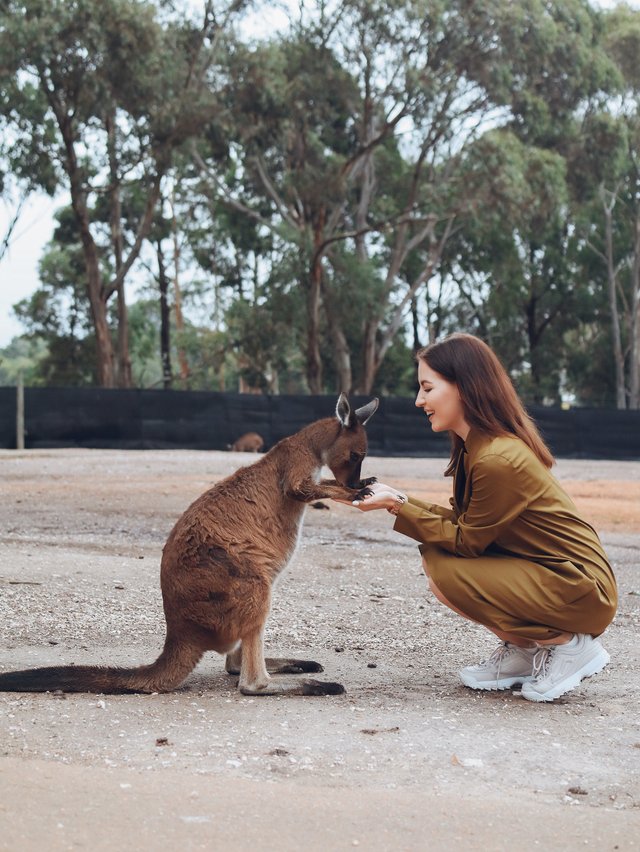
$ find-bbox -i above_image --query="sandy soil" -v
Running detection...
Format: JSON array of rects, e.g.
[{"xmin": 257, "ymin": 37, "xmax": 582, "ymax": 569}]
[{"xmin": 0, "ymin": 449, "xmax": 639, "ymax": 851}]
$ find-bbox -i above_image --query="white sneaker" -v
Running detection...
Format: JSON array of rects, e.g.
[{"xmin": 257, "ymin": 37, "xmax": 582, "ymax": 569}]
[
  {"xmin": 521, "ymin": 634, "xmax": 610, "ymax": 703},
  {"xmin": 459, "ymin": 642, "xmax": 537, "ymax": 691}
]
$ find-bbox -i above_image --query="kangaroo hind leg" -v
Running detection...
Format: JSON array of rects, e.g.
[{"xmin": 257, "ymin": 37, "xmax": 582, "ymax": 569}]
[
  {"xmin": 264, "ymin": 657, "xmax": 324, "ymax": 674},
  {"xmin": 238, "ymin": 630, "xmax": 345, "ymax": 696},
  {"xmin": 226, "ymin": 643, "xmax": 323, "ymax": 675}
]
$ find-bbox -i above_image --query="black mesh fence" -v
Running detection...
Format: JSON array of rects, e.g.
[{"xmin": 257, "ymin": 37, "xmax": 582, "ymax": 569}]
[{"xmin": 1, "ymin": 386, "xmax": 639, "ymax": 459}]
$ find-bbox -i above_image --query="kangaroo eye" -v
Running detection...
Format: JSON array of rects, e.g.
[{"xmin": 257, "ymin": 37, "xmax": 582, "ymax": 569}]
[{"xmin": 350, "ymin": 452, "xmax": 361, "ymax": 463}]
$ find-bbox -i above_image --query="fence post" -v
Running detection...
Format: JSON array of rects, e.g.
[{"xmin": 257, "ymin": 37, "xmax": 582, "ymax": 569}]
[{"xmin": 16, "ymin": 373, "xmax": 25, "ymax": 450}]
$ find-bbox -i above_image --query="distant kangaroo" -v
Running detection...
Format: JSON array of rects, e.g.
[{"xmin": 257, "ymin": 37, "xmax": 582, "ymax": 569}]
[
  {"xmin": 0, "ymin": 394, "xmax": 378, "ymax": 697},
  {"xmin": 228, "ymin": 432, "xmax": 264, "ymax": 453}
]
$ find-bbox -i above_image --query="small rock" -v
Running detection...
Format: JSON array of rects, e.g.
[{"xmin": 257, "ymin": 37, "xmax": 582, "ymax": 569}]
[
  {"xmin": 335, "ymin": 646, "xmax": 345, "ymax": 653},
  {"xmin": 568, "ymin": 786, "xmax": 588, "ymax": 796},
  {"xmin": 361, "ymin": 727, "xmax": 400, "ymax": 736},
  {"xmin": 367, "ymin": 663, "xmax": 377, "ymax": 669},
  {"xmin": 155, "ymin": 737, "xmax": 170, "ymax": 747}
]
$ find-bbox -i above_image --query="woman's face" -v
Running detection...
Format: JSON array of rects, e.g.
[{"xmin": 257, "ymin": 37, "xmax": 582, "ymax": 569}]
[{"xmin": 415, "ymin": 360, "xmax": 469, "ymax": 437}]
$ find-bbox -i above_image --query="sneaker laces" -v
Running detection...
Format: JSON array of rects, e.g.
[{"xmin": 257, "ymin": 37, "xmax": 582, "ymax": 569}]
[
  {"xmin": 485, "ymin": 642, "xmax": 513, "ymax": 666},
  {"xmin": 486, "ymin": 642, "xmax": 513, "ymax": 687},
  {"xmin": 533, "ymin": 646, "xmax": 553, "ymax": 680}
]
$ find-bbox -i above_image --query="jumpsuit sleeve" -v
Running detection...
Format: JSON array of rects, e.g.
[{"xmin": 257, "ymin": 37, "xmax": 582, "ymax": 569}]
[
  {"xmin": 393, "ymin": 454, "xmax": 529, "ymax": 557},
  {"xmin": 406, "ymin": 495, "xmax": 456, "ymax": 522}
]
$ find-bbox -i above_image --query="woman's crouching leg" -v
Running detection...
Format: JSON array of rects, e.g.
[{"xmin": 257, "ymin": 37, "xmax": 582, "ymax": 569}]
[
  {"xmin": 418, "ymin": 545, "xmax": 583, "ymax": 644},
  {"xmin": 421, "ymin": 550, "xmax": 536, "ymax": 646}
]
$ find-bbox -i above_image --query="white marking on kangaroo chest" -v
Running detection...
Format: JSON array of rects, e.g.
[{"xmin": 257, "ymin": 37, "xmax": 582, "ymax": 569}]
[
  {"xmin": 273, "ymin": 511, "xmax": 306, "ymax": 590},
  {"xmin": 273, "ymin": 465, "xmax": 319, "ymax": 587}
]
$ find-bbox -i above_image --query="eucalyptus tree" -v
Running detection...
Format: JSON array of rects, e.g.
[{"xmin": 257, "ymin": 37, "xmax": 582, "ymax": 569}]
[
  {"xmin": 0, "ymin": 0, "xmax": 241, "ymax": 386},
  {"xmin": 572, "ymin": 5, "xmax": 640, "ymax": 408},
  {"xmin": 193, "ymin": 0, "xmax": 618, "ymax": 395},
  {"xmin": 441, "ymin": 131, "xmax": 582, "ymax": 403},
  {"xmin": 12, "ymin": 207, "xmax": 98, "ymax": 385}
]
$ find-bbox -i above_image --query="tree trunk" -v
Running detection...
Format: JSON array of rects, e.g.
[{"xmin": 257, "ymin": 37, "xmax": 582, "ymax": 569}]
[
  {"xmin": 320, "ymin": 272, "xmax": 352, "ymax": 393},
  {"xmin": 88, "ymin": 285, "xmax": 115, "ymax": 388},
  {"xmin": 325, "ymin": 308, "xmax": 352, "ymax": 394},
  {"xmin": 306, "ymin": 257, "xmax": 324, "ymax": 394},
  {"xmin": 358, "ymin": 320, "xmax": 378, "ymax": 395},
  {"xmin": 628, "ymin": 213, "xmax": 640, "ymax": 409},
  {"xmin": 602, "ymin": 189, "xmax": 627, "ymax": 409},
  {"xmin": 62, "ymin": 132, "xmax": 115, "ymax": 386},
  {"xmin": 411, "ymin": 296, "xmax": 421, "ymax": 351},
  {"xmin": 106, "ymin": 109, "xmax": 132, "ymax": 388},
  {"xmin": 157, "ymin": 241, "xmax": 173, "ymax": 389},
  {"xmin": 170, "ymin": 190, "xmax": 190, "ymax": 383},
  {"xmin": 72, "ymin": 198, "xmax": 115, "ymax": 387},
  {"xmin": 305, "ymin": 220, "xmax": 326, "ymax": 394}
]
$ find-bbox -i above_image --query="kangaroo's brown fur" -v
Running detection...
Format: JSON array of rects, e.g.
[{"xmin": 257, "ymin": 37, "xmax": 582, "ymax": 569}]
[
  {"xmin": 228, "ymin": 432, "xmax": 264, "ymax": 452},
  {"xmin": 0, "ymin": 394, "xmax": 378, "ymax": 697}
]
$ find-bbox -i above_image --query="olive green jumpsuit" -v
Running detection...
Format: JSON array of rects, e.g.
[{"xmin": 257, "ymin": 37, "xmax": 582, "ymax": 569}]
[{"xmin": 393, "ymin": 430, "xmax": 617, "ymax": 642}]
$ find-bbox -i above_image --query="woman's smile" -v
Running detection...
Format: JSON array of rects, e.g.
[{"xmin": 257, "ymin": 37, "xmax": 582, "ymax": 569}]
[{"xmin": 414, "ymin": 360, "xmax": 468, "ymax": 437}]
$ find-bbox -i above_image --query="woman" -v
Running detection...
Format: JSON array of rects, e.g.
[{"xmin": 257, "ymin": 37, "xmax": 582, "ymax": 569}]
[{"xmin": 347, "ymin": 333, "xmax": 617, "ymax": 702}]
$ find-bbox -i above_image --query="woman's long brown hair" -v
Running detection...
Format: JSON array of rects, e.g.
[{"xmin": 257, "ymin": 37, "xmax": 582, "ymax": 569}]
[{"xmin": 416, "ymin": 333, "xmax": 555, "ymax": 474}]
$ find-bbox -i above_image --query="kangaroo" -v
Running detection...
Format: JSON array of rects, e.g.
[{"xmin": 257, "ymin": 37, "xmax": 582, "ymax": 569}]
[
  {"xmin": 0, "ymin": 394, "xmax": 378, "ymax": 697},
  {"xmin": 228, "ymin": 432, "xmax": 264, "ymax": 453}
]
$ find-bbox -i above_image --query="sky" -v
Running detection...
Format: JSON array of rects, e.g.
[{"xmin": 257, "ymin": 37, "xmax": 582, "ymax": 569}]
[
  {"xmin": 0, "ymin": 193, "xmax": 64, "ymax": 345},
  {"xmin": 0, "ymin": 0, "xmax": 637, "ymax": 347}
]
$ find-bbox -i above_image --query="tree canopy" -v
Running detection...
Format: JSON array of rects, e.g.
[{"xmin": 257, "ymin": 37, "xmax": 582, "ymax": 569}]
[{"xmin": 1, "ymin": 0, "xmax": 639, "ymax": 408}]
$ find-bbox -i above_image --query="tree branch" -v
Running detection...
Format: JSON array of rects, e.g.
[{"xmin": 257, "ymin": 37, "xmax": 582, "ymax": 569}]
[
  {"xmin": 0, "ymin": 195, "xmax": 26, "ymax": 264},
  {"xmin": 103, "ymin": 171, "xmax": 163, "ymax": 300},
  {"xmin": 252, "ymin": 154, "xmax": 299, "ymax": 229}
]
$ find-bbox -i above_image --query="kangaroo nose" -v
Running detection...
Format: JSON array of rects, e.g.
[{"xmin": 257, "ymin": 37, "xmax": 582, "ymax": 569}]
[{"xmin": 348, "ymin": 462, "xmax": 363, "ymax": 488}]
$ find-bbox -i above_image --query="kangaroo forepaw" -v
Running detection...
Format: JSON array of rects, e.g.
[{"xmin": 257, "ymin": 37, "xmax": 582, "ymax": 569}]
[
  {"xmin": 359, "ymin": 476, "xmax": 378, "ymax": 488},
  {"xmin": 302, "ymin": 679, "xmax": 346, "ymax": 696},
  {"xmin": 354, "ymin": 486, "xmax": 375, "ymax": 500}
]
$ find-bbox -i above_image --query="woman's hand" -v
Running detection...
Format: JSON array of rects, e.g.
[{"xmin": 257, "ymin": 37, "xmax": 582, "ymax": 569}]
[{"xmin": 334, "ymin": 481, "xmax": 407, "ymax": 512}]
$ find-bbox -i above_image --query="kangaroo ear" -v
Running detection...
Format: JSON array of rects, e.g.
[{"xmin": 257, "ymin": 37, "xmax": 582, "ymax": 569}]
[
  {"xmin": 354, "ymin": 397, "xmax": 379, "ymax": 426},
  {"xmin": 335, "ymin": 392, "xmax": 352, "ymax": 427}
]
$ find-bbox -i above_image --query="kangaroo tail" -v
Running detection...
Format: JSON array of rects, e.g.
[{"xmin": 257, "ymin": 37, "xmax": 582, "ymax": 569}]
[{"xmin": 0, "ymin": 636, "xmax": 203, "ymax": 694}]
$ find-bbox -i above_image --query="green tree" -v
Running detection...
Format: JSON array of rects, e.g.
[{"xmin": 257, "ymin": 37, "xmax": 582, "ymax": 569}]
[
  {"xmin": 443, "ymin": 131, "xmax": 587, "ymax": 403},
  {"xmin": 0, "ymin": 0, "xmax": 238, "ymax": 386},
  {"xmin": 192, "ymin": 0, "xmax": 618, "ymax": 396},
  {"xmin": 570, "ymin": 5, "xmax": 640, "ymax": 408}
]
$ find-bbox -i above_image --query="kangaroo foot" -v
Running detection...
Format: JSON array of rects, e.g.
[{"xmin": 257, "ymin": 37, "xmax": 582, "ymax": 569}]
[
  {"xmin": 239, "ymin": 677, "xmax": 345, "ymax": 696},
  {"xmin": 225, "ymin": 656, "xmax": 324, "ymax": 676},
  {"xmin": 264, "ymin": 657, "xmax": 324, "ymax": 674}
]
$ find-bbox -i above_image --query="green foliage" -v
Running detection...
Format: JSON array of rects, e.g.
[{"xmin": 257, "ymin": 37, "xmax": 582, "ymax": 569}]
[
  {"xmin": 224, "ymin": 283, "xmax": 304, "ymax": 393},
  {"xmin": 0, "ymin": 336, "xmax": 48, "ymax": 386},
  {"xmin": 2, "ymin": 0, "xmax": 637, "ymax": 405}
]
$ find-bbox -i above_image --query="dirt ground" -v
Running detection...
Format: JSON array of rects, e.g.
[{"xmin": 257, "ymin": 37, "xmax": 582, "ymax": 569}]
[{"xmin": 0, "ymin": 448, "xmax": 639, "ymax": 851}]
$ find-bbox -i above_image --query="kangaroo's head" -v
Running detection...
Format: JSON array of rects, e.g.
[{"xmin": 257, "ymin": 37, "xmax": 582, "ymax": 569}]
[{"xmin": 325, "ymin": 393, "xmax": 379, "ymax": 487}]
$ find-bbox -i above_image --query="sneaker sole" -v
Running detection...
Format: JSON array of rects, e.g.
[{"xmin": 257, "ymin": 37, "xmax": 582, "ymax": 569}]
[
  {"xmin": 521, "ymin": 647, "xmax": 610, "ymax": 703},
  {"xmin": 459, "ymin": 672, "xmax": 535, "ymax": 691}
]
